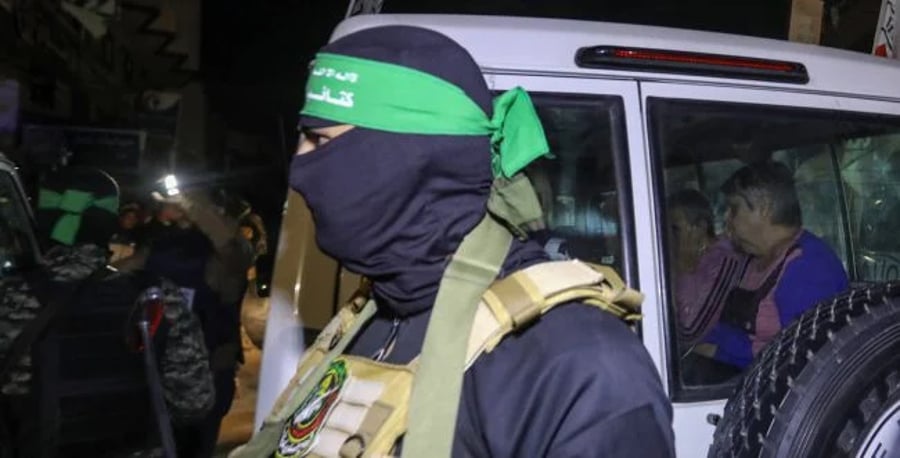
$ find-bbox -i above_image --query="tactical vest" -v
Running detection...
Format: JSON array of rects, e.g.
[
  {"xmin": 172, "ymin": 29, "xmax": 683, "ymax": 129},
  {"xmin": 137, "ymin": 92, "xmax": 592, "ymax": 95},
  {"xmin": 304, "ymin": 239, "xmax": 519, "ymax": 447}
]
[{"xmin": 235, "ymin": 259, "xmax": 641, "ymax": 458}]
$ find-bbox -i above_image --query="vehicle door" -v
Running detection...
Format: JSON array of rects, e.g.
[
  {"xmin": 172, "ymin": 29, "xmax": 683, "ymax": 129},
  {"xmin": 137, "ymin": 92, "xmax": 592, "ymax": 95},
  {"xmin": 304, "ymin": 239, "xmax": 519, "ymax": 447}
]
[{"xmin": 642, "ymin": 80, "xmax": 900, "ymax": 456}]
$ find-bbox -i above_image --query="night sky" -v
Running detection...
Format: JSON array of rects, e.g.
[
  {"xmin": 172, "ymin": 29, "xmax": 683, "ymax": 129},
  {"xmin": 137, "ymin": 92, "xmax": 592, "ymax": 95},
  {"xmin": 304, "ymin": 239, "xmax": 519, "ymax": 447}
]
[
  {"xmin": 203, "ymin": 1, "xmax": 345, "ymax": 89},
  {"xmin": 201, "ymin": 1, "xmax": 347, "ymax": 124},
  {"xmin": 201, "ymin": 0, "xmax": 792, "ymax": 122}
]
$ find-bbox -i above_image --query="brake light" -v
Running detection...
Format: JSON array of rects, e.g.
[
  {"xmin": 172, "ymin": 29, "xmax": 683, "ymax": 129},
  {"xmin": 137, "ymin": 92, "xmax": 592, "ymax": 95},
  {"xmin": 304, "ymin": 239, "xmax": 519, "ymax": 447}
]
[{"xmin": 575, "ymin": 46, "xmax": 809, "ymax": 84}]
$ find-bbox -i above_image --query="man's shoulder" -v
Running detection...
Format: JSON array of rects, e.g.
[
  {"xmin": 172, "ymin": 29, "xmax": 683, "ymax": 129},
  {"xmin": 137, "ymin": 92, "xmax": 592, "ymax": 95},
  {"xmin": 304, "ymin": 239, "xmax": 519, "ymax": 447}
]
[
  {"xmin": 471, "ymin": 302, "xmax": 657, "ymax": 382},
  {"xmin": 460, "ymin": 303, "xmax": 672, "ymax": 455}
]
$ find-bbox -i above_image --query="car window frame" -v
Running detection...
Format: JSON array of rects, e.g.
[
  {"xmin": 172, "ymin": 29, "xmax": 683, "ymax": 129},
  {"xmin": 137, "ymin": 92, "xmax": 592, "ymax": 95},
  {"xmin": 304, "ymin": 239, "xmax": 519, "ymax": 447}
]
[
  {"xmin": 522, "ymin": 91, "xmax": 638, "ymax": 289},
  {"xmin": 646, "ymin": 88, "xmax": 900, "ymax": 402}
]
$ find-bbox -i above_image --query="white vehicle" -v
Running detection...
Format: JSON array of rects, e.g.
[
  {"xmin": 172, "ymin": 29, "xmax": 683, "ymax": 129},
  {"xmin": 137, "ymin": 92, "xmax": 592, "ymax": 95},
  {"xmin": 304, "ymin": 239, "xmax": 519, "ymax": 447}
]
[{"xmin": 254, "ymin": 14, "xmax": 900, "ymax": 457}]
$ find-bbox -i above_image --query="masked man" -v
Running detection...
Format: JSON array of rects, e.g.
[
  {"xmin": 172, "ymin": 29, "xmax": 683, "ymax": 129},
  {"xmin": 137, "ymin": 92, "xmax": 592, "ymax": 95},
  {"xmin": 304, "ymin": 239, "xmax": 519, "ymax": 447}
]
[{"xmin": 234, "ymin": 26, "xmax": 674, "ymax": 457}]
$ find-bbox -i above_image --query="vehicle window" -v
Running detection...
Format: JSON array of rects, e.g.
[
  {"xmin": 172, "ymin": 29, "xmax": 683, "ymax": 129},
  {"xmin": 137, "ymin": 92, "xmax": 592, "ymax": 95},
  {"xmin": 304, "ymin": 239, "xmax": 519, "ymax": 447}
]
[
  {"xmin": 525, "ymin": 95, "xmax": 630, "ymax": 279},
  {"xmin": 0, "ymin": 171, "xmax": 38, "ymax": 277},
  {"xmin": 840, "ymin": 132, "xmax": 900, "ymax": 281},
  {"xmin": 651, "ymin": 98, "xmax": 900, "ymax": 399}
]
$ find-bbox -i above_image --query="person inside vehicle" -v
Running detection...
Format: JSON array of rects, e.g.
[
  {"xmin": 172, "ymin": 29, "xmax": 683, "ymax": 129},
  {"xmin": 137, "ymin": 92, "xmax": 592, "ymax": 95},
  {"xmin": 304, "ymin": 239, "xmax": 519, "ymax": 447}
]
[
  {"xmin": 232, "ymin": 25, "xmax": 674, "ymax": 458},
  {"xmin": 696, "ymin": 161, "xmax": 849, "ymax": 372},
  {"xmin": 668, "ymin": 189, "xmax": 749, "ymax": 348}
]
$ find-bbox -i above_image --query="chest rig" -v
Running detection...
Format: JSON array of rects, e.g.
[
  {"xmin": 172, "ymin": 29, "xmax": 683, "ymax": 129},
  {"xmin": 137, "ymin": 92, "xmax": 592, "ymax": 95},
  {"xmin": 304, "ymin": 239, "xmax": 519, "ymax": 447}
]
[{"xmin": 232, "ymin": 176, "xmax": 643, "ymax": 458}]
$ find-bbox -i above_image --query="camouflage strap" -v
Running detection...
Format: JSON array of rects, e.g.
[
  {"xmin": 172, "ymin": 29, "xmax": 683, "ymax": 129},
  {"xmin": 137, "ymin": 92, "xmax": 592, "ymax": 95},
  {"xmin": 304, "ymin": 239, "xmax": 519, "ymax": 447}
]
[
  {"xmin": 0, "ymin": 274, "xmax": 82, "ymax": 386},
  {"xmin": 466, "ymin": 260, "xmax": 643, "ymax": 368},
  {"xmin": 486, "ymin": 173, "xmax": 544, "ymax": 239},
  {"xmin": 403, "ymin": 214, "xmax": 512, "ymax": 458}
]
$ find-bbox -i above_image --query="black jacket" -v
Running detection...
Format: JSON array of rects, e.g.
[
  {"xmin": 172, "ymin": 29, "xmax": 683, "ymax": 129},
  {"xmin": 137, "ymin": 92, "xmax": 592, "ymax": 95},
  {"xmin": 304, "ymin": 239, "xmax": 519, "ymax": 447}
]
[{"xmin": 344, "ymin": 244, "xmax": 675, "ymax": 457}]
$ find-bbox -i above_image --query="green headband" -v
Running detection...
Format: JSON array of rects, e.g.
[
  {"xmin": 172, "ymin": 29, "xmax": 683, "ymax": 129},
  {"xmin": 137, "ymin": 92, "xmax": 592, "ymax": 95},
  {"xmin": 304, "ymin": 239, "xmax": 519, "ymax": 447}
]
[
  {"xmin": 38, "ymin": 189, "xmax": 118, "ymax": 245},
  {"xmin": 300, "ymin": 53, "xmax": 550, "ymax": 178}
]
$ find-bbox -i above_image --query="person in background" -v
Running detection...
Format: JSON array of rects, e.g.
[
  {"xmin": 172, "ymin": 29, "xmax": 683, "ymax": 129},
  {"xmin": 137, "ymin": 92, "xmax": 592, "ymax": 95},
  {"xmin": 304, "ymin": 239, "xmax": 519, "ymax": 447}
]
[
  {"xmin": 668, "ymin": 189, "xmax": 750, "ymax": 348},
  {"xmin": 137, "ymin": 201, "xmax": 187, "ymax": 250},
  {"xmin": 239, "ymin": 211, "xmax": 268, "ymax": 263},
  {"xmin": 116, "ymin": 182, "xmax": 253, "ymax": 458},
  {"xmin": 117, "ymin": 203, "xmax": 143, "ymax": 241},
  {"xmin": 0, "ymin": 167, "xmax": 213, "ymax": 458},
  {"xmin": 698, "ymin": 161, "xmax": 849, "ymax": 372},
  {"xmin": 109, "ymin": 202, "xmax": 144, "ymax": 263},
  {"xmin": 238, "ymin": 209, "xmax": 267, "ymax": 276}
]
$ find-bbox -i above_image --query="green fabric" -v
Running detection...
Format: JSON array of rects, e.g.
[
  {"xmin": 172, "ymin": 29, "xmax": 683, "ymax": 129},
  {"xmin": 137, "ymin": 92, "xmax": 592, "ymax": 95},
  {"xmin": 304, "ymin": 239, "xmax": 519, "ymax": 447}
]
[
  {"xmin": 232, "ymin": 299, "xmax": 377, "ymax": 458},
  {"xmin": 300, "ymin": 53, "xmax": 550, "ymax": 178},
  {"xmin": 403, "ymin": 213, "xmax": 513, "ymax": 458},
  {"xmin": 487, "ymin": 173, "xmax": 546, "ymax": 240},
  {"xmin": 38, "ymin": 188, "xmax": 119, "ymax": 245}
]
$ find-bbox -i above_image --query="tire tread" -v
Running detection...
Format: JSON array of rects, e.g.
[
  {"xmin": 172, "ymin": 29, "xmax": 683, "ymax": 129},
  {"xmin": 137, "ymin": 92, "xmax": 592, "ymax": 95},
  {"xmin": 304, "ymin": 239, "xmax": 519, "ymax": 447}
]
[{"xmin": 708, "ymin": 282, "xmax": 900, "ymax": 457}]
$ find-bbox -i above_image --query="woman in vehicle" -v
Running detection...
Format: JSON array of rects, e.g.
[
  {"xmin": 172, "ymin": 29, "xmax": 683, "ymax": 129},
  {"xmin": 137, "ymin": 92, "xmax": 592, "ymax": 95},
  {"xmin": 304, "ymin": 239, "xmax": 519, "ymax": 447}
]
[
  {"xmin": 698, "ymin": 161, "xmax": 849, "ymax": 371},
  {"xmin": 669, "ymin": 189, "xmax": 749, "ymax": 349}
]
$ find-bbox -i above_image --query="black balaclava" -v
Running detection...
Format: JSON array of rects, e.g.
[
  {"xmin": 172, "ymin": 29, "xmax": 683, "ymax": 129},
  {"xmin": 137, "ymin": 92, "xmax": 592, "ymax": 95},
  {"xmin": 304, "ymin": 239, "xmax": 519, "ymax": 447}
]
[{"xmin": 290, "ymin": 26, "xmax": 545, "ymax": 317}]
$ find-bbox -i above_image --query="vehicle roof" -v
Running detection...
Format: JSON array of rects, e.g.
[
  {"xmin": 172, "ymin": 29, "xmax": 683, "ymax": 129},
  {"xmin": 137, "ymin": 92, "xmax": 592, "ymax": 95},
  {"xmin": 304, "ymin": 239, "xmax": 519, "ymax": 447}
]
[{"xmin": 333, "ymin": 14, "xmax": 900, "ymax": 101}]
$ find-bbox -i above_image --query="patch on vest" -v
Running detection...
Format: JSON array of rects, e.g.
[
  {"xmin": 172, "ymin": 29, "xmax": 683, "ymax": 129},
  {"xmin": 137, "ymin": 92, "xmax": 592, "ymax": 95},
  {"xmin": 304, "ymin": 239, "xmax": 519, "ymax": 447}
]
[{"xmin": 276, "ymin": 358, "xmax": 349, "ymax": 458}]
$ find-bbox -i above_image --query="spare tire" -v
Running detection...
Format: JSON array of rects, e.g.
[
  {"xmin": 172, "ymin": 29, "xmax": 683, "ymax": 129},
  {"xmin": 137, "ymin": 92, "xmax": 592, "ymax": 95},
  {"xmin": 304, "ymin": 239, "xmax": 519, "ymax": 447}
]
[{"xmin": 709, "ymin": 282, "xmax": 900, "ymax": 457}]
